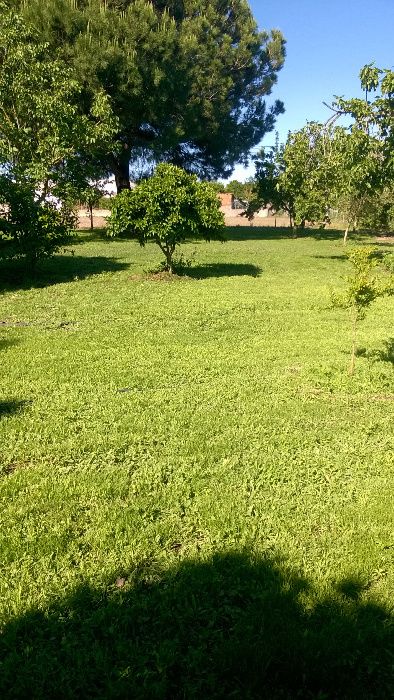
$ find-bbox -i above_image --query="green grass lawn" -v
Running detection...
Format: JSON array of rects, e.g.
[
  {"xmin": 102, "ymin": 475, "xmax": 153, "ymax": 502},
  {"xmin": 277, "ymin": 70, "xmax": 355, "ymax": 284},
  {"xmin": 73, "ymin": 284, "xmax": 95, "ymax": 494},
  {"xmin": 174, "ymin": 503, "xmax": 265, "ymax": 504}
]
[{"xmin": 1, "ymin": 228, "xmax": 394, "ymax": 698}]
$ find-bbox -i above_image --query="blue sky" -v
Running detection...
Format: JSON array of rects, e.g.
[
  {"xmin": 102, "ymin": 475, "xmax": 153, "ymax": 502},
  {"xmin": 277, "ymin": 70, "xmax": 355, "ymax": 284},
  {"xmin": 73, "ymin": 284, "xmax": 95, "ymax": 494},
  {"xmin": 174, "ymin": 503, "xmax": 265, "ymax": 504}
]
[{"xmin": 228, "ymin": 0, "xmax": 394, "ymax": 181}]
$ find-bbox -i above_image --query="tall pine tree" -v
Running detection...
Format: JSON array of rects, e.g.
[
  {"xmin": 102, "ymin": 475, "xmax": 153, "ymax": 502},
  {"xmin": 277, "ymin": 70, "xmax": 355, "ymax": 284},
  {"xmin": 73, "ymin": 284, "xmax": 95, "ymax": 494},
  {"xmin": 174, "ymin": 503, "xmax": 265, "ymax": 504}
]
[{"xmin": 12, "ymin": 0, "xmax": 286, "ymax": 190}]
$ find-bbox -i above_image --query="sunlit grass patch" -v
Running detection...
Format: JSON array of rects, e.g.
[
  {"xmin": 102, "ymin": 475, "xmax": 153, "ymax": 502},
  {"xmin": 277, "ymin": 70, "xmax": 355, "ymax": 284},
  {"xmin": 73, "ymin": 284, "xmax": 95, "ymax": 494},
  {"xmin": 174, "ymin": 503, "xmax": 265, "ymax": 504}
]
[{"xmin": 0, "ymin": 229, "xmax": 393, "ymax": 697}]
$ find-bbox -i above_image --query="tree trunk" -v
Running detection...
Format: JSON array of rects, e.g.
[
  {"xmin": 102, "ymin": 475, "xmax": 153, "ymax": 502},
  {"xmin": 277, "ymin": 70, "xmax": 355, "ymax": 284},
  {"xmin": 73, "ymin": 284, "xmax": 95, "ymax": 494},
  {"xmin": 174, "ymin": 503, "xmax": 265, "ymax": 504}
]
[
  {"xmin": 157, "ymin": 241, "xmax": 174, "ymax": 273},
  {"xmin": 112, "ymin": 150, "xmax": 131, "ymax": 193},
  {"xmin": 89, "ymin": 203, "xmax": 94, "ymax": 230},
  {"xmin": 349, "ymin": 307, "xmax": 357, "ymax": 375},
  {"xmin": 164, "ymin": 248, "xmax": 174, "ymax": 274}
]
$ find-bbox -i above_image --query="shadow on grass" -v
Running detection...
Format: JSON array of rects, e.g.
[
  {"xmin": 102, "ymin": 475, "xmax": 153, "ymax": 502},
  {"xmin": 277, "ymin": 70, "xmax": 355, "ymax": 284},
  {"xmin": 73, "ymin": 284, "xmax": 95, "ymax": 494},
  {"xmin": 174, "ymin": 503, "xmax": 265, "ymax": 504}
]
[
  {"xmin": 372, "ymin": 236, "xmax": 394, "ymax": 247},
  {"xmin": 356, "ymin": 338, "xmax": 394, "ymax": 365},
  {"xmin": 0, "ymin": 337, "xmax": 20, "ymax": 351},
  {"xmin": 224, "ymin": 226, "xmax": 373, "ymax": 243},
  {"xmin": 0, "ymin": 255, "xmax": 129, "ymax": 293},
  {"xmin": 0, "ymin": 399, "xmax": 29, "ymax": 418},
  {"xmin": 312, "ymin": 254, "xmax": 348, "ymax": 261},
  {"xmin": 187, "ymin": 262, "xmax": 262, "ymax": 279},
  {"xmin": 1, "ymin": 552, "xmax": 393, "ymax": 699},
  {"xmin": 73, "ymin": 228, "xmax": 110, "ymax": 244}
]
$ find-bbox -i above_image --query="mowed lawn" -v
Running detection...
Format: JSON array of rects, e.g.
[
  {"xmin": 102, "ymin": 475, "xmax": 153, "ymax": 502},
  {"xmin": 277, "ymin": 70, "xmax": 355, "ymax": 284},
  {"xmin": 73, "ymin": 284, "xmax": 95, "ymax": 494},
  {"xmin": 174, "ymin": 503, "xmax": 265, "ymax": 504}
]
[{"xmin": 1, "ymin": 228, "xmax": 394, "ymax": 698}]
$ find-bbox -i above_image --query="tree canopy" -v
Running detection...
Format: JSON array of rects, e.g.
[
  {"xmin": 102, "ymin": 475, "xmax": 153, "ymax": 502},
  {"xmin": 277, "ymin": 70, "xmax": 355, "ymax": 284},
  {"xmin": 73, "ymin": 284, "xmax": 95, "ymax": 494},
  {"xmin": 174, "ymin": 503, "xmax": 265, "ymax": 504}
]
[
  {"xmin": 0, "ymin": 3, "xmax": 116, "ymax": 196},
  {"xmin": 11, "ymin": 0, "xmax": 286, "ymax": 190}
]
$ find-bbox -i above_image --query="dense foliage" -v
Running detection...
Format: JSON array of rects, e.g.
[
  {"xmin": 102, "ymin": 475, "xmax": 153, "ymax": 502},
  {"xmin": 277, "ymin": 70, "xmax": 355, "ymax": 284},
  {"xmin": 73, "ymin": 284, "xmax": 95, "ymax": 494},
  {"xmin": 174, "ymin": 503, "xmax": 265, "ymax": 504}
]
[
  {"xmin": 108, "ymin": 164, "xmax": 225, "ymax": 271},
  {"xmin": 11, "ymin": 0, "xmax": 286, "ymax": 189},
  {"xmin": 0, "ymin": 5, "xmax": 116, "ymax": 192},
  {"xmin": 0, "ymin": 178, "xmax": 76, "ymax": 265},
  {"xmin": 0, "ymin": 4, "xmax": 115, "ymax": 263}
]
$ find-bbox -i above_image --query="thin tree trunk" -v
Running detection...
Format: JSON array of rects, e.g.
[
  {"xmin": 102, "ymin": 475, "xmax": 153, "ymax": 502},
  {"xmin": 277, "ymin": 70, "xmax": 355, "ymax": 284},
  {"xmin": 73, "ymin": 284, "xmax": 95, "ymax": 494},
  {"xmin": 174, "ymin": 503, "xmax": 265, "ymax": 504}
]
[
  {"xmin": 89, "ymin": 203, "xmax": 94, "ymax": 230},
  {"xmin": 349, "ymin": 307, "xmax": 357, "ymax": 375},
  {"xmin": 343, "ymin": 222, "xmax": 350, "ymax": 245},
  {"xmin": 157, "ymin": 241, "xmax": 174, "ymax": 273},
  {"xmin": 165, "ymin": 247, "xmax": 174, "ymax": 274}
]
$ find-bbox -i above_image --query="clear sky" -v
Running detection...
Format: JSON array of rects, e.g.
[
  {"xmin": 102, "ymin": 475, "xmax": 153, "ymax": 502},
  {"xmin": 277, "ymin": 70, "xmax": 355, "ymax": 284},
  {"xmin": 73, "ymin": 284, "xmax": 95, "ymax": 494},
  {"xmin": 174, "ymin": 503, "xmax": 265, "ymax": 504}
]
[{"xmin": 228, "ymin": 0, "xmax": 394, "ymax": 181}]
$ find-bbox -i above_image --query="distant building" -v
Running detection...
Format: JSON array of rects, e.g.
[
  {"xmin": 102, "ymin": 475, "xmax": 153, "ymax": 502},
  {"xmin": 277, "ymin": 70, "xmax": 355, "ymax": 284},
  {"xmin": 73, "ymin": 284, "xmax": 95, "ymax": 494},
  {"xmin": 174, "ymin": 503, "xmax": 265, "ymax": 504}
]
[{"xmin": 218, "ymin": 192, "xmax": 234, "ymax": 208}]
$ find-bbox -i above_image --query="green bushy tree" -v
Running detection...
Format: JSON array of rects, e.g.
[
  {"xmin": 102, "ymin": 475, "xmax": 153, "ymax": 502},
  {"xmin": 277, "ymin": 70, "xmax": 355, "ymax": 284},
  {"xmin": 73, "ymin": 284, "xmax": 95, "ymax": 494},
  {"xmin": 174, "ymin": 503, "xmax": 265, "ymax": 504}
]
[
  {"xmin": 0, "ymin": 178, "xmax": 76, "ymax": 266},
  {"xmin": 224, "ymin": 180, "xmax": 255, "ymax": 207},
  {"xmin": 108, "ymin": 164, "xmax": 225, "ymax": 273},
  {"xmin": 80, "ymin": 183, "xmax": 107, "ymax": 230},
  {"xmin": 249, "ymin": 125, "xmax": 342, "ymax": 228},
  {"xmin": 0, "ymin": 6, "xmax": 116, "ymax": 192},
  {"xmin": 250, "ymin": 65, "xmax": 394, "ymax": 238},
  {"xmin": 247, "ymin": 137, "xmax": 292, "ymax": 222},
  {"xmin": 0, "ymin": 4, "xmax": 116, "ymax": 264},
  {"xmin": 327, "ymin": 64, "xmax": 394, "ymax": 241}
]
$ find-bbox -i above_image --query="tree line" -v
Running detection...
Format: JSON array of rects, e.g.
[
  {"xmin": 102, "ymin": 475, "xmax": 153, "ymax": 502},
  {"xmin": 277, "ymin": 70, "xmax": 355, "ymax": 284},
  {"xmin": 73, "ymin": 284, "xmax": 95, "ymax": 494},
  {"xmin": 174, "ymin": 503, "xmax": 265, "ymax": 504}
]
[{"xmin": 244, "ymin": 64, "xmax": 394, "ymax": 241}]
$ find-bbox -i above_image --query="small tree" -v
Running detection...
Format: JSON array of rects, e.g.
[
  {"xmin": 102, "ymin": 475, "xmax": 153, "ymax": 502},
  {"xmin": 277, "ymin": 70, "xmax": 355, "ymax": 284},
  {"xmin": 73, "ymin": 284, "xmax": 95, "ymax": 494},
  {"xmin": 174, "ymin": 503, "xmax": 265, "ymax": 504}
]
[
  {"xmin": 249, "ymin": 125, "xmax": 342, "ymax": 229},
  {"xmin": 333, "ymin": 247, "xmax": 394, "ymax": 374},
  {"xmin": 247, "ymin": 138, "xmax": 294, "ymax": 224},
  {"xmin": 225, "ymin": 180, "xmax": 255, "ymax": 208},
  {"xmin": 326, "ymin": 64, "xmax": 394, "ymax": 243},
  {"xmin": 0, "ymin": 177, "xmax": 75, "ymax": 267},
  {"xmin": 80, "ymin": 184, "xmax": 105, "ymax": 230},
  {"xmin": 108, "ymin": 164, "xmax": 225, "ymax": 273}
]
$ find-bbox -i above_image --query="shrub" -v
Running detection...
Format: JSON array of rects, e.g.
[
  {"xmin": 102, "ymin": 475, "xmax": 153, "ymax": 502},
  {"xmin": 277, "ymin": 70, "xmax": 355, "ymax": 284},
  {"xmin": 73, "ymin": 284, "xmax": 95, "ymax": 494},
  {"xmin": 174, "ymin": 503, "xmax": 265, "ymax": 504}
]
[
  {"xmin": 107, "ymin": 164, "xmax": 225, "ymax": 273},
  {"xmin": 332, "ymin": 246, "xmax": 394, "ymax": 374},
  {"xmin": 0, "ymin": 177, "xmax": 75, "ymax": 266}
]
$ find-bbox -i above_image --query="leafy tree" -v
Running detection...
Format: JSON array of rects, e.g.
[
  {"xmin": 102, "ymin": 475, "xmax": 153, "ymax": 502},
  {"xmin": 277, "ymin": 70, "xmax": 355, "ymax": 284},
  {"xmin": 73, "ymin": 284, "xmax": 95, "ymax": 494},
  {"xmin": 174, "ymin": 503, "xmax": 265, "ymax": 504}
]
[
  {"xmin": 0, "ymin": 4, "xmax": 116, "ymax": 263},
  {"xmin": 249, "ymin": 124, "xmax": 342, "ymax": 228},
  {"xmin": 280, "ymin": 123, "xmax": 344, "ymax": 229},
  {"xmin": 249, "ymin": 66, "xmax": 394, "ymax": 237},
  {"xmin": 356, "ymin": 186, "xmax": 394, "ymax": 233},
  {"xmin": 327, "ymin": 64, "xmax": 394, "ymax": 241},
  {"xmin": 331, "ymin": 64, "xmax": 394, "ymax": 164},
  {"xmin": 107, "ymin": 163, "xmax": 225, "ymax": 273},
  {"xmin": 247, "ymin": 137, "xmax": 292, "ymax": 222},
  {"xmin": 0, "ymin": 177, "xmax": 76, "ymax": 266},
  {"xmin": 0, "ymin": 5, "xmax": 116, "ymax": 195},
  {"xmin": 13, "ymin": 0, "xmax": 286, "ymax": 190},
  {"xmin": 225, "ymin": 180, "xmax": 255, "ymax": 207},
  {"xmin": 80, "ymin": 183, "xmax": 107, "ymax": 230},
  {"xmin": 332, "ymin": 247, "xmax": 394, "ymax": 374},
  {"xmin": 329, "ymin": 126, "xmax": 385, "ymax": 243},
  {"xmin": 205, "ymin": 181, "xmax": 225, "ymax": 195}
]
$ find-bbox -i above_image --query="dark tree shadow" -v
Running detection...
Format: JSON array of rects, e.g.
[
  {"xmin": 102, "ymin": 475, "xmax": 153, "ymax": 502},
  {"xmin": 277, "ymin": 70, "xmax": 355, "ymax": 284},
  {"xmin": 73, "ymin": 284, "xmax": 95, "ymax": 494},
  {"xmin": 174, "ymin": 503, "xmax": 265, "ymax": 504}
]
[
  {"xmin": 73, "ymin": 229, "xmax": 111, "ymax": 244},
  {"xmin": 356, "ymin": 339, "xmax": 394, "ymax": 365},
  {"xmin": 372, "ymin": 237, "xmax": 394, "ymax": 248},
  {"xmin": 187, "ymin": 262, "xmax": 262, "ymax": 279},
  {"xmin": 0, "ymin": 399, "xmax": 29, "ymax": 418},
  {"xmin": 0, "ymin": 337, "xmax": 20, "ymax": 351},
  {"xmin": 1, "ymin": 552, "xmax": 393, "ymax": 699},
  {"xmin": 312, "ymin": 254, "xmax": 347, "ymax": 261},
  {"xmin": 225, "ymin": 227, "xmax": 373, "ymax": 242},
  {"xmin": 0, "ymin": 256, "xmax": 129, "ymax": 293}
]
